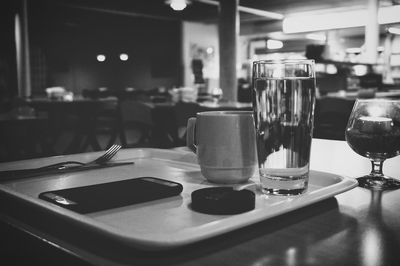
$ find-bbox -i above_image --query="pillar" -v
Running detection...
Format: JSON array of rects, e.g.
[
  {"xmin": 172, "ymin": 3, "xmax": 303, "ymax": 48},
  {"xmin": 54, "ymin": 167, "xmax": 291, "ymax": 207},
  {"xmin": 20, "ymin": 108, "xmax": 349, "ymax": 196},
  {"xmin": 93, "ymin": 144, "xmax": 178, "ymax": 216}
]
[
  {"xmin": 15, "ymin": 0, "xmax": 31, "ymax": 98},
  {"xmin": 364, "ymin": 0, "xmax": 379, "ymax": 64},
  {"xmin": 219, "ymin": 0, "xmax": 238, "ymax": 102},
  {"xmin": 383, "ymin": 33, "xmax": 394, "ymax": 84}
]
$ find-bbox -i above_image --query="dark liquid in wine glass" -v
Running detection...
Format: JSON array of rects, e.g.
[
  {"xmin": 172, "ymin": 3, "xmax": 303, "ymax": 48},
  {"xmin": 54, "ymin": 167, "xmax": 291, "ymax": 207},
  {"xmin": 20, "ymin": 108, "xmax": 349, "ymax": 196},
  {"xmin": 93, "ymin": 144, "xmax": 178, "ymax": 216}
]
[{"xmin": 345, "ymin": 128, "xmax": 400, "ymax": 160}]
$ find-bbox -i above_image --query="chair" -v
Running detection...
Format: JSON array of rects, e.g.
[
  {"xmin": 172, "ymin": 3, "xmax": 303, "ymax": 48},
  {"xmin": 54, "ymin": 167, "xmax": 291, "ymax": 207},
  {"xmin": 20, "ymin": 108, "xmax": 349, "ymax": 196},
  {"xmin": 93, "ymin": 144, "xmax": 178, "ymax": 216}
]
[
  {"xmin": 173, "ymin": 101, "xmax": 201, "ymax": 146},
  {"xmin": 357, "ymin": 88, "xmax": 376, "ymax": 99},
  {"xmin": 313, "ymin": 97, "xmax": 355, "ymax": 140},
  {"xmin": 147, "ymin": 87, "xmax": 169, "ymax": 103},
  {"xmin": 82, "ymin": 87, "xmax": 113, "ymax": 99},
  {"xmin": 0, "ymin": 103, "xmax": 52, "ymax": 162},
  {"xmin": 117, "ymin": 100, "xmax": 154, "ymax": 148},
  {"xmin": 93, "ymin": 99, "xmax": 121, "ymax": 150}
]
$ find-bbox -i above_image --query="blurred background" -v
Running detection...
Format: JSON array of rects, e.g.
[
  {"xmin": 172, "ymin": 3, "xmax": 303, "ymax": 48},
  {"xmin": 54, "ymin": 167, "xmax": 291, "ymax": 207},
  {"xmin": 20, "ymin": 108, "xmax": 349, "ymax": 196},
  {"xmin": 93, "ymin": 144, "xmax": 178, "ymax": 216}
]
[{"xmin": 1, "ymin": 0, "xmax": 400, "ymax": 161}]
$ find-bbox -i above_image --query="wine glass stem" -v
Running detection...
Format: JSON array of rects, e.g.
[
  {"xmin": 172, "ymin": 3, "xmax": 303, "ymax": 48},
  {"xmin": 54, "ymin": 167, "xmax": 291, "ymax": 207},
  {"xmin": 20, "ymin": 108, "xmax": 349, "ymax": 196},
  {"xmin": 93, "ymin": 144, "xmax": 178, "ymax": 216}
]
[{"xmin": 370, "ymin": 160, "xmax": 384, "ymax": 178}]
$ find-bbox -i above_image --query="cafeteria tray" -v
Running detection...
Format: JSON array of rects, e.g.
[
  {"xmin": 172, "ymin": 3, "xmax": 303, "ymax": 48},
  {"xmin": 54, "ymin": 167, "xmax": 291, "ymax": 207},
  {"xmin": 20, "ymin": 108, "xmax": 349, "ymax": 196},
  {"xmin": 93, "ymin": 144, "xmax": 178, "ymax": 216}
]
[{"xmin": 0, "ymin": 148, "xmax": 358, "ymax": 251}]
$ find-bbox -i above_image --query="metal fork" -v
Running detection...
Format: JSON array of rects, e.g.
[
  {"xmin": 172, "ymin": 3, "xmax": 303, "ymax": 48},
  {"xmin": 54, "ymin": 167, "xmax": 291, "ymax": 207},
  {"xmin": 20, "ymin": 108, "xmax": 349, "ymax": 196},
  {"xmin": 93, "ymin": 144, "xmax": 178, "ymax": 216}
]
[
  {"xmin": 38, "ymin": 144, "xmax": 122, "ymax": 170},
  {"xmin": 0, "ymin": 144, "xmax": 134, "ymax": 181}
]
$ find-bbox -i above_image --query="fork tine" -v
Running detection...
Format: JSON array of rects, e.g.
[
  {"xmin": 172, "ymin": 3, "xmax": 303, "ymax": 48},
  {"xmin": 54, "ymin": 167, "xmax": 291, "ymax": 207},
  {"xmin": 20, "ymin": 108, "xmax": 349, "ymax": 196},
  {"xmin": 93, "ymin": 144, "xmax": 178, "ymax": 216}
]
[
  {"xmin": 94, "ymin": 147, "xmax": 112, "ymax": 162},
  {"xmin": 95, "ymin": 144, "xmax": 121, "ymax": 163},
  {"xmin": 98, "ymin": 145, "xmax": 117, "ymax": 160},
  {"xmin": 105, "ymin": 144, "xmax": 119, "ymax": 156},
  {"xmin": 108, "ymin": 144, "xmax": 121, "ymax": 157},
  {"xmin": 109, "ymin": 144, "xmax": 121, "ymax": 155},
  {"xmin": 104, "ymin": 145, "xmax": 121, "ymax": 161},
  {"xmin": 101, "ymin": 146, "xmax": 117, "ymax": 161}
]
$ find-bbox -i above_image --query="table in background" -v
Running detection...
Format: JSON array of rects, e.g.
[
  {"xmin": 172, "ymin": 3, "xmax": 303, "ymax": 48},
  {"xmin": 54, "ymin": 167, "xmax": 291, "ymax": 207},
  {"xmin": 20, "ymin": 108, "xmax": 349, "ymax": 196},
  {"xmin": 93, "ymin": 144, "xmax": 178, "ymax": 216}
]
[
  {"xmin": 325, "ymin": 89, "xmax": 400, "ymax": 99},
  {"xmin": 23, "ymin": 98, "xmax": 251, "ymax": 152},
  {"xmin": 26, "ymin": 97, "xmax": 119, "ymax": 154},
  {"xmin": 149, "ymin": 101, "xmax": 252, "ymax": 147},
  {"xmin": 1, "ymin": 138, "xmax": 400, "ymax": 265}
]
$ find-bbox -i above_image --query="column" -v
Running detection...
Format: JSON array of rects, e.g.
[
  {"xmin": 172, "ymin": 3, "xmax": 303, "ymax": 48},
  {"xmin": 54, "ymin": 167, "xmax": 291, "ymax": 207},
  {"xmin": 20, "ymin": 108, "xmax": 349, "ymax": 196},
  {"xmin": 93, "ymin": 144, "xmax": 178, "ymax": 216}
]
[
  {"xmin": 364, "ymin": 0, "xmax": 379, "ymax": 64},
  {"xmin": 219, "ymin": 0, "xmax": 238, "ymax": 102},
  {"xmin": 383, "ymin": 33, "xmax": 394, "ymax": 84},
  {"xmin": 15, "ymin": 0, "xmax": 31, "ymax": 98}
]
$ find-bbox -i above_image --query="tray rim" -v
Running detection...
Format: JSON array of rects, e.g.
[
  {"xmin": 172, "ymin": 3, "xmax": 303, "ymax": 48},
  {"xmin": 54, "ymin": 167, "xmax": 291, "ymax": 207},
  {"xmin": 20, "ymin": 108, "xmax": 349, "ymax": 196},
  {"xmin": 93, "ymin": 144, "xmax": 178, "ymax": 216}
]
[{"xmin": 0, "ymin": 148, "xmax": 358, "ymax": 251}]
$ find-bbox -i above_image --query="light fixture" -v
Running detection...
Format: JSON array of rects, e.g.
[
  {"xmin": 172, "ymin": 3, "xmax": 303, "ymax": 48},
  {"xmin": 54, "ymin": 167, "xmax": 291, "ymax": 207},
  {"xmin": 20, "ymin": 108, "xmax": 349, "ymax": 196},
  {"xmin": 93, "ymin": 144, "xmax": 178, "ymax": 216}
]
[
  {"xmin": 306, "ymin": 33, "xmax": 326, "ymax": 42},
  {"xmin": 266, "ymin": 39, "xmax": 283, "ymax": 50},
  {"xmin": 353, "ymin": 65, "xmax": 368, "ymax": 76},
  {"xmin": 196, "ymin": 0, "xmax": 283, "ymax": 20},
  {"xmin": 346, "ymin": 47, "xmax": 385, "ymax": 54},
  {"xmin": 388, "ymin": 27, "xmax": 400, "ymax": 35},
  {"xmin": 346, "ymin": 47, "xmax": 362, "ymax": 54},
  {"xmin": 326, "ymin": 64, "xmax": 338, "ymax": 74},
  {"xmin": 167, "ymin": 0, "xmax": 189, "ymax": 11},
  {"xmin": 96, "ymin": 54, "xmax": 106, "ymax": 62},
  {"xmin": 283, "ymin": 5, "xmax": 400, "ymax": 33},
  {"xmin": 119, "ymin": 53, "xmax": 129, "ymax": 61}
]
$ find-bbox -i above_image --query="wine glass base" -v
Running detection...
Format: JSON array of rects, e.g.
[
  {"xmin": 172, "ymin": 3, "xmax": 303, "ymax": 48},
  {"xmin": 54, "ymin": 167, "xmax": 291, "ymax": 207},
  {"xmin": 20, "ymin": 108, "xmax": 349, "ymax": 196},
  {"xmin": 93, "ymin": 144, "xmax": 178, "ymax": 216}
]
[{"xmin": 357, "ymin": 175, "xmax": 400, "ymax": 190}]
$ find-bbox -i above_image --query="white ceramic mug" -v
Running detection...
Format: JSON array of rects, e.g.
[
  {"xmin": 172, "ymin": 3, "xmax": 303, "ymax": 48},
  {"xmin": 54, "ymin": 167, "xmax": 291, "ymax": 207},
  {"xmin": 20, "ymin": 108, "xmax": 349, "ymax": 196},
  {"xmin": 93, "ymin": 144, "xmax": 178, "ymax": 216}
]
[{"xmin": 186, "ymin": 111, "xmax": 257, "ymax": 184}]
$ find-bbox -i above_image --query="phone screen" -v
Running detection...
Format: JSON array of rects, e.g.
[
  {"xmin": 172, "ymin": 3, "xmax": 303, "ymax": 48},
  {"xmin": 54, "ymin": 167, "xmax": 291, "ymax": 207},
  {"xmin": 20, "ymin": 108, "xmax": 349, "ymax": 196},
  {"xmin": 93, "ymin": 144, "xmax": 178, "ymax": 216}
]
[{"xmin": 39, "ymin": 177, "xmax": 183, "ymax": 213}]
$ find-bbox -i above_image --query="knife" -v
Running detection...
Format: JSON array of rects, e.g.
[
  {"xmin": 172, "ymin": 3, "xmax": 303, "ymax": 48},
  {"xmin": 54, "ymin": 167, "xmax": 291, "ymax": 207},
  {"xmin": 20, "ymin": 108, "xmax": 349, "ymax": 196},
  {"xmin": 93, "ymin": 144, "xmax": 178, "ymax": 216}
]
[{"xmin": 0, "ymin": 162, "xmax": 134, "ymax": 182}]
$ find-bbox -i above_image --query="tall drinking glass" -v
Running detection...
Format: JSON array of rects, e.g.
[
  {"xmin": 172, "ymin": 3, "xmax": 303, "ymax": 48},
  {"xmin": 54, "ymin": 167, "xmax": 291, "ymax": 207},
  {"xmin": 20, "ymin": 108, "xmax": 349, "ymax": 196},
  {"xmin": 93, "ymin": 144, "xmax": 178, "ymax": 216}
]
[{"xmin": 252, "ymin": 60, "xmax": 316, "ymax": 195}]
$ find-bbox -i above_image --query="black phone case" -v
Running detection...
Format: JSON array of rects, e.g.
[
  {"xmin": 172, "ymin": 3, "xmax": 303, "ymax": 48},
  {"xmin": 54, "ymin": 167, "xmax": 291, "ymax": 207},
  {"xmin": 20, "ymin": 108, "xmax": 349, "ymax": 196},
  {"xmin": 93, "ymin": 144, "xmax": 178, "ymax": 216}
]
[{"xmin": 38, "ymin": 177, "xmax": 183, "ymax": 213}]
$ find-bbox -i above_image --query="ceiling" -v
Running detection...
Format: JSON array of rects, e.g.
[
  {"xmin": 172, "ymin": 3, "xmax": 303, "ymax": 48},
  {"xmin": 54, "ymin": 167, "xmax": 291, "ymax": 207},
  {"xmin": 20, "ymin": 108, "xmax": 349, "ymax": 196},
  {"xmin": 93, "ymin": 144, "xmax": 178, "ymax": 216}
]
[
  {"xmin": 35, "ymin": 0, "xmax": 400, "ymax": 38},
  {"xmin": 45, "ymin": 0, "xmax": 400, "ymax": 21}
]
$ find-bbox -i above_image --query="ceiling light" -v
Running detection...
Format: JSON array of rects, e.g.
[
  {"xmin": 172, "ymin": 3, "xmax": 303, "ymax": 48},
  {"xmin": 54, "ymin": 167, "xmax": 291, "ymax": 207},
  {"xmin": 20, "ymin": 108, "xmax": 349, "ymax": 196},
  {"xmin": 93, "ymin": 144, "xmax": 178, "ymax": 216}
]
[
  {"xmin": 353, "ymin": 65, "xmax": 368, "ymax": 76},
  {"xmin": 266, "ymin": 39, "xmax": 283, "ymax": 50},
  {"xmin": 96, "ymin": 54, "xmax": 106, "ymax": 62},
  {"xmin": 206, "ymin": 47, "xmax": 214, "ymax": 54},
  {"xmin": 119, "ymin": 53, "xmax": 129, "ymax": 61},
  {"xmin": 283, "ymin": 5, "xmax": 400, "ymax": 33},
  {"xmin": 346, "ymin": 47, "xmax": 384, "ymax": 54},
  {"xmin": 306, "ymin": 33, "xmax": 326, "ymax": 42},
  {"xmin": 346, "ymin": 48, "xmax": 362, "ymax": 54},
  {"xmin": 388, "ymin": 27, "xmax": 400, "ymax": 35},
  {"xmin": 283, "ymin": 9, "xmax": 365, "ymax": 33},
  {"xmin": 167, "ymin": 0, "xmax": 189, "ymax": 11},
  {"xmin": 197, "ymin": 0, "xmax": 283, "ymax": 20},
  {"xmin": 326, "ymin": 64, "xmax": 338, "ymax": 74}
]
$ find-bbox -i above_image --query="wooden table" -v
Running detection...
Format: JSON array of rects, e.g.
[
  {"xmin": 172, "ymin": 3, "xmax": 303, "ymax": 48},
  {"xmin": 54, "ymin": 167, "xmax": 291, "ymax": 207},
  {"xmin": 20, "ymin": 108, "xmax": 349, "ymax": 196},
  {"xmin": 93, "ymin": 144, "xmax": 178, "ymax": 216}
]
[{"xmin": 1, "ymin": 138, "xmax": 400, "ymax": 265}]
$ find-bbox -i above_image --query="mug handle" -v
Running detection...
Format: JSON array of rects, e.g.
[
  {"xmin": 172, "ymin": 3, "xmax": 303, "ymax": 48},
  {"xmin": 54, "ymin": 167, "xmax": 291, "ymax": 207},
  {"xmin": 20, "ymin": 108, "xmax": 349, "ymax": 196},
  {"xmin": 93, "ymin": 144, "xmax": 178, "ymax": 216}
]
[{"xmin": 186, "ymin": 117, "xmax": 197, "ymax": 153}]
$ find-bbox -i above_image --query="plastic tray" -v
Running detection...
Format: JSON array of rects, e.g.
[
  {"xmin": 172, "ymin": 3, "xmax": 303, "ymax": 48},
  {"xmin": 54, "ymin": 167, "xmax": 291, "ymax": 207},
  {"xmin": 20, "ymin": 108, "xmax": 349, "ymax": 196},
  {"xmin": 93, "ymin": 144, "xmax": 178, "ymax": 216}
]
[{"xmin": 0, "ymin": 148, "xmax": 357, "ymax": 251}]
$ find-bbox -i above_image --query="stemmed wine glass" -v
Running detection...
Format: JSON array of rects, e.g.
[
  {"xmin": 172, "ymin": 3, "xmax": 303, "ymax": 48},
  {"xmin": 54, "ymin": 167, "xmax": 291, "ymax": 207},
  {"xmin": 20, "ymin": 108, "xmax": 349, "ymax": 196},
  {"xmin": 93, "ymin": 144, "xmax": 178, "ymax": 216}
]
[{"xmin": 345, "ymin": 99, "xmax": 400, "ymax": 190}]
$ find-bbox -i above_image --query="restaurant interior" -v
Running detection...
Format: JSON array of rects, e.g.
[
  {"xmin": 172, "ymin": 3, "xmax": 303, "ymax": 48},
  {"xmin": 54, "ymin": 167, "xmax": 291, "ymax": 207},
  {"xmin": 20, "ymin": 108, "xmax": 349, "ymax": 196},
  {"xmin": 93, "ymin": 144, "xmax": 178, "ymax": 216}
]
[
  {"xmin": 1, "ymin": 0, "xmax": 400, "ymax": 162},
  {"xmin": 2, "ymin": 1, "xmax": 400, "ymax": 266}
]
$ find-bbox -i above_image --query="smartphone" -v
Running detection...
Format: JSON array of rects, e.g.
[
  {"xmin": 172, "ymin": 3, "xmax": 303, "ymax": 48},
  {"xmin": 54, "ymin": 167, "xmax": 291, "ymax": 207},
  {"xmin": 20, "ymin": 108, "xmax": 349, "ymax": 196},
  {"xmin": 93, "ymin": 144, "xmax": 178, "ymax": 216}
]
[{"xmin": 38, "ymin": 177, "xmax": 183, "ymax": 214}]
